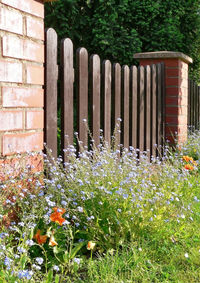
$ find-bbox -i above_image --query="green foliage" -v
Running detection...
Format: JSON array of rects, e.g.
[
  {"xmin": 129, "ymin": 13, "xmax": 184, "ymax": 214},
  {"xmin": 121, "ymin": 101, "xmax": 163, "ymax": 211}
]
[{"xmin": 45, "ymin": 0, "xmax": 200, "ymax": 81}]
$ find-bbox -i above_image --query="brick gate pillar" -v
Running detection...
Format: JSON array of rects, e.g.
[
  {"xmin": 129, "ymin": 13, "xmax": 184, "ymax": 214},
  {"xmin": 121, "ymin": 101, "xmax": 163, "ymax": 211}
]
[
  {"xmin": 134, "ymin": 51, "xmax": 193, "ymax": 145},
  {"xmin": 0, "ymin": 0, "xmax": 44, "ymax": 176}
]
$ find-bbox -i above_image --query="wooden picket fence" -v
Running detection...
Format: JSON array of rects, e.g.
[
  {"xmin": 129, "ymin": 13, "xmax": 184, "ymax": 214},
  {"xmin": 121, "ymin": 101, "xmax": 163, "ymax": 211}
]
[
  {"xmin": 188, "ymin": 79, "xmax": 200, "ymax": 130},
  {"xmin": 45, "ymin": 28, "xmax": 165, "ymax": 162}
]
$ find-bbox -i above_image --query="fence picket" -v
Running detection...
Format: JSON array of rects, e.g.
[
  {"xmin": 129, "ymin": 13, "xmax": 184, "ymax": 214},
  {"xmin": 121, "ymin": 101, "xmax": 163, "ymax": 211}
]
[
  {"xmin": 199, "ymin": 86, "xmax": 200, "ymax": 127},
  {"xmin": 196, "ymin": 85, "xmax": 199, "ymax": 129},
  {"xmin": 195, "ymin": 84, "xmax": 198, "ymax": 129},
  {"xmin": 45, "ymin": 28, "xmax": 58, "ymax": 159},
  {"xmin": 103, "ymin": 60, "xmax": 112, "ymax": 144},
  {"xmin": 157, "ymin": 63, "xmax": 162, "ymax": 153},
  {"xmin": 113, "ymin": 63, "xmax": 121, "ymax": 146},
  {"xmin": 76, "ymin": 48, "xmax": 88, "ymax": 148},
  {"xmin": 151, "ymin": 64, "xmax": 157, "ymax": 158},
  {"xmin": 131, "ymin": 66, "xmax": 138, "ymax": 149},
  {"xmin": 145, "ymin": 65, "xmax": 151, "ymax": 159},
  {"xmin": 139, "ymin": 66, "xmax": 145, "ymax": 152},
  {"xmin": 60, "ymin": 38, "xmax": 74, "ymax": 162},
  {"xmin": 90, "ymin": 54, "xmax": 101, "ymax": 147},
  {"xmin": 161, "ymin": 63, "xmax": 165, "ymax": 154},
  {"xmin": 122, "ymin": 65, "xmax": 130, "ymax": 149},
  {"xmin": 188, "ymin": 79, "xmax": 200, "ymax": 131},
  {"xmin": 192, "ymin": 81, "xmax": 194, "ymax": 127},
  {"xmin": 188, "ymin": 80, "xmax": 191, "ymax": 127}
]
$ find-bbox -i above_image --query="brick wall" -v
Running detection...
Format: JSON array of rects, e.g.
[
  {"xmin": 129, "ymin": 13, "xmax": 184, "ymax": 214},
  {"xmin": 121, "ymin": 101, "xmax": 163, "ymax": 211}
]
[
  {"xmin": 0, "ymin": 0, "xmax": 44, "ymax": 173},
  {"xmin": 134, "ymin": 52, "xmax": 193, "ymax": 145}
]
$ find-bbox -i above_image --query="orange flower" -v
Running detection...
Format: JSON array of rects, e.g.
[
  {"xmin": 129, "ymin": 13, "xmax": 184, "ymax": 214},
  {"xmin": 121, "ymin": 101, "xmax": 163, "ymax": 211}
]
[
  {"xmin": 52, "ymin": 207, "xmax": 66, "ymax": 214},
  {"xmin": 182, "ymin": 156, "xmax": 193, "ymax": 163},
  {"xmin": 49, "ymin": 235, "xmax": 58, "ymax": 247},
  {"xmin": 184, "ymin": 164, "xmax": 194, "ymax": 170},
  {"xmin": 50, "ymin": 207, "xmax": 66, "ymax": 225},
  {"xmin": 87, "ymin": 241, "xmax": 96, "ymax": 250},
  {"xmin": 33, "ymin": 230, "xmax": 47, "ymax": 245}
]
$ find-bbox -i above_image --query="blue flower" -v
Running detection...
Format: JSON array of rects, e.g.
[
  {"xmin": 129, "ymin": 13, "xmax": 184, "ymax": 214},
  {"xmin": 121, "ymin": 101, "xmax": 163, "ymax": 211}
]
[
  {"xmin": 35, "ymin": 257, "xmax": 44, "ymax": 265},
  {"xmin": 17, "ymin": 246, "xmax": 26, "ymax": 253},
  {"xmin": 73, "ymin": 258, "xmax": 81, "ymax": 265},
  {"xmin": 18, "ymin": 270, "xmax": 33, "ymax": 280},
  {"xmin": 4, "ymin": 257, "xmax": 12, "ymax": 269},
  {"xmin": 53, "ymin": 265, "xmax": 60, "ymax": 272},
  {"xmin": 77, "ymin": 206, "xmax": 83, "ymax": 213}
]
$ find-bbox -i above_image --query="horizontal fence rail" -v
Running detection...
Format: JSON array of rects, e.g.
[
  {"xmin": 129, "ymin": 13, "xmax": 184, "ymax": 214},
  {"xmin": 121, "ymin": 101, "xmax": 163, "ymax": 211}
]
[
  {"xmin": 188, "ymin": 79, "xmax": 200, "ymax": 130},
  {"xmin": 45, "ymin": 28, "xmax": 165, "ymax": 161}
]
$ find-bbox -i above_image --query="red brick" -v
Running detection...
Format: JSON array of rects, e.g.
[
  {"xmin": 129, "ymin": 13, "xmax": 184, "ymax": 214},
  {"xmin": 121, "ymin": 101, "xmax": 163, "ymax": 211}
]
[
  {"xmin": 0, "ymin": 111, "xmax": 23, "ymax": 131},
  {"xmin": 166, "ymin": 87, "xmax": 187, "ymax": 96},
  {"xmin": 166, "ymin": 67, "xmax": 188, "ymax": 79},
  {"xmin": 179, "ymin": 78, "xmax": 188, "ymax": 88},
  {"xmin": 26, "ymin": 110, "xmax": 44, "ymax": 129},
  {"xmin": 2, "ymin": 87, "xmax": 44, "ymax": 108},
  {"xmin": 1, "ymin": 0, "xmax": 44, "ymax": 18},
  {"xmin": 0, "ymin": 155, "xmax": 44, "ymax": 179},
  {"xmin": 0, "ymin": 6, "xmax": 23, "ymax": 35},
  {"xmin": 165, "ymin": 133, "xmax": 187, "ymax": 144},
  {"xmin": 2, "ymin": 35, "xmax": 44, "ymax": 62},
  {"xmin": 164, "ymin": 59, "xmax": 179, "ymax": 67},
  {"xmin": 140, "ymin": 58, "xmax": 179, "ymax": 67},
  {"xmin": 26, "ymin": 65, "xmax": 44, "ymax": 85},
  {"xmin": 165, "ymin": 116, "xmax": 178, "ymax": 124},
  {"xmin": 178, "ymin": 105, "xmax": 187, "ymax": 116},
  {"xmin": 165, "ymin": 96, "xmax": 178, "ymax": 105},
  {"xmin": 24, "ymin": 154, "xmax": 43, "ymax": 173},
  {"xmin": 0, "ymin": 60, "xmax": 22, "ymax": 83},
  {"xmin": 166, "ymin": 106, "xmax": 180, "ymax": 115},
  {"xmin": 165, "ymin": 124, "xmax": 187, "ymax": 135},
  {"xmin": 0, "ymin": 157, "xmax": 22, "ymax": 180},
  {"xmin": 140, "ymin": 60, "xmax": 154, "ymax": 66},
  {"xmin": 166, "ymin": 68, "xmax": 179, "ymax": 77},
  {"xmin": 165, "ymin": 77, "xmax": 179, "ymax": 86},
  {"xmin": 2, "ymin": 132, "xmax": 43, "ymax": 155},
  {"xmin": 179, "ymin": 87, "xmax": 188, "ymax": 96},
  {"xmin": 179, "ymin": 68, "xmax": 188, "ymax": 79},
  {"xmin": 24, "ymin": 41, "xmax": 44, "ymax": 63},
  {"xmin": 179, "ymin": 61, "xmax": 188, "ymax": 70},
  {"xmin": 166, "ymin": 87, "xmax": 179, "ymax": 96},
  {"xmin": 165, "ymin": 115, "xmax": 187, "ymax": 125},
  {"xmin": 26, "ymin": 16, "xmax": 44, "ymax": 40},
  {"xmin": 166, "ymin": 105, "xmax": 187, "ymax": 116},
  {"xmin": 166, "ymin": 95, "xmax": 187, "ymax": 106},
  {"xmin": 177, "ymin": 134, "xmax": 187, "ymax": 144}
]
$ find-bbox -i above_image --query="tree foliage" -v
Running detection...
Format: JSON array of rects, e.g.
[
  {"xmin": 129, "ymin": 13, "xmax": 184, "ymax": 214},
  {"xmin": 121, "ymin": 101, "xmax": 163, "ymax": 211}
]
[{"xmin": 45, "ymin": 0, "xmax": 200, "ymax": 81}]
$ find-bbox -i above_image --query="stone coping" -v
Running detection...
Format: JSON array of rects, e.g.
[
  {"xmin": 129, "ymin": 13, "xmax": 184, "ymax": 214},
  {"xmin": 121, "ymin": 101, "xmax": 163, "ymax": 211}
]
[{"xmin": 134, "ymin": 51, "xmax": 193, "ymax": 64}]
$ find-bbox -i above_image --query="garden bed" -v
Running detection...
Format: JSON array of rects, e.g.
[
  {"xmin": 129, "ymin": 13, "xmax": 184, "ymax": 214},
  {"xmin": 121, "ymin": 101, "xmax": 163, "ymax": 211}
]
[{"xmin": 0, "ymin": 132, "xmax": 200, "ymax": 282}]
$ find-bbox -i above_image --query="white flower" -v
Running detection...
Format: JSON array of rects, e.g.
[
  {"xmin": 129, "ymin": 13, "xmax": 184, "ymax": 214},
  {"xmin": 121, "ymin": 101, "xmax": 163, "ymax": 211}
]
[{"xmin": 184, "ymin": 253, "xmax": 189, "ymax": 258}]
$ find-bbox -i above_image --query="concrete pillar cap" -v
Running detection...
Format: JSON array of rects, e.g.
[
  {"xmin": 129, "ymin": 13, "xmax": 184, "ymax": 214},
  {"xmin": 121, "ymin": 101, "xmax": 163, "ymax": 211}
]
[{"xmin": 134, "ymin": 51, "xmax": 193, "ymax": 64}]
